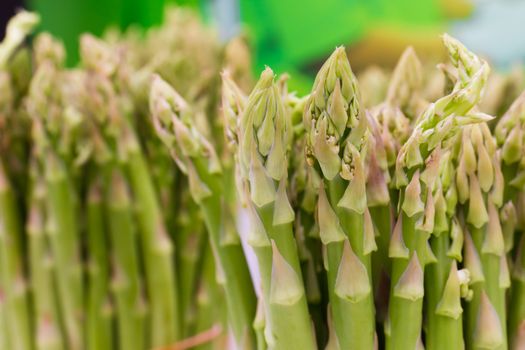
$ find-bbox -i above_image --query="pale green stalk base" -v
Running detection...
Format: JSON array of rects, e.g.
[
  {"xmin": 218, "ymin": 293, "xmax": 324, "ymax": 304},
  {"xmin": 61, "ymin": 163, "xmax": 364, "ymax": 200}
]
[{"xmin": 0, "ymin": 163, "xmax": 33, "ymax": 350}]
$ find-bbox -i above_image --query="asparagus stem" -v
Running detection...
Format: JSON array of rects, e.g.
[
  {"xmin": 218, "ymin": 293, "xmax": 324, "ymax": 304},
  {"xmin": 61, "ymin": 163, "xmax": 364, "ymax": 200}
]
[
  {"xmin": 107, "ymin": 169, "xmax": 146, "ymax": 350},
  {"xmin": 27, "ymin": 176, "xmax": 64, "ymax": 350},
  {"xmin": 425, "ymin": 229, "xmax": 465, "ymax": 350},
  {"xmin": 197, "ymin": 168, "xmax": 257, "ymax": 347},
  {"xmin": 370, "ymin": 204, "xmax": 392, "ymax": 323},
  {"xmin": 325, "ymin": 178, "xmax": 375, "ymax": 349},
  {"xmin": 253, "ymin": 202, "xmax": 316, "ymax": 350},
  {"xmin": 175, "ymin": 194, "xmax": 206, "ymax": 335},
  {"xmin": 0, "ymin": 161, "xmax": 35, "ymax": 350},
  {"xmin": 387, "ymin": 213, "xmax": 425, "ymax": 350},
  {"xmin": 193, "ymin": 243, "xmax": 224, "ymax": 350},
  {"xmin": 44, "ymin": 152, "xmax": 83, "ymax": 349},
  {"xmin": 86, "ymin": 178, "xmax": 113, "ymax": 350},
  {"xmin": 465, "ymin": 225, "xmax": 507, "ymax": 350},
  {"xmin": 123, "ymin": 134, "xmax": 180, "ymax": 346}
]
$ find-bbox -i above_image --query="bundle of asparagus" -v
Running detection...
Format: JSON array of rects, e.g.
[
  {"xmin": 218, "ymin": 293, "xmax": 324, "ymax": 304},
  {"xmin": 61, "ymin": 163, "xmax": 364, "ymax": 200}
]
[{"xmin": 3, "ymin": 7, "xmax": 525, "ymax": 350}]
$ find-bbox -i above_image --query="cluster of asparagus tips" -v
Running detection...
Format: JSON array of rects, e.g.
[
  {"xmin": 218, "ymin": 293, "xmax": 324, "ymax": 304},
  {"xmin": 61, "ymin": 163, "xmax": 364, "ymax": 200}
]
[{"xmin": 386, "ymin": 33, "xmax": 491, "ymax": 350}]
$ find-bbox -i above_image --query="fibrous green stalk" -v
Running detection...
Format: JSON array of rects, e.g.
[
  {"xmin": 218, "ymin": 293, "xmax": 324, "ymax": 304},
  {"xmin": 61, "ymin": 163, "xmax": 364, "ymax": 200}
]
[{"xmin": 0, "ymin": 162, "xmax": 33, "ymax": 350}]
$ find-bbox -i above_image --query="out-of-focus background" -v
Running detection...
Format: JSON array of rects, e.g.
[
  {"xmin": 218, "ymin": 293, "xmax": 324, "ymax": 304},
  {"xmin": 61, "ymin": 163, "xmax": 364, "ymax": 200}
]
[{"xmin": 2, "ymin": 0, "xmax": 525, "ymax": 93}]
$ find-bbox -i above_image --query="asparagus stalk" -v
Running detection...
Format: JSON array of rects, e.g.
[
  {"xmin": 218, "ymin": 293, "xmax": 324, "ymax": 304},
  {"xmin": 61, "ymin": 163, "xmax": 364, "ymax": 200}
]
[
  {"xmin": 175, "ymin": 191, "xmax": 207, "ymax": 335},
  {"xmin": 425, "ymin": 229, "xmax": 468, "ymax": 350},
  {"xmin": 43, "ymin": 151, "xmax": 84, "ymax": 349},
  {"xmin": 193, "ymin": 243, "xmax": 226, "ymax": 350},
  {"xmin": 303, "ymin": 47, "xmax": 376, "ymax": 349},
  {"xmin": 106, "ymin": 169, "xmax": 146, "ymax": 350},
  {"xmin": 85, "ymin": 178, "xmax": 113, "ymax": 350},
  {"xmin": 150, "ymin": 76, "xmax": 256, "ymax": 348},
  {"xmin": 27, "ymin": 168, "xmax": 64, "ymax": 350},
  {"xmin": 235, "ymin": 67, "xmax": 317, "ymax": 349},
  {"xmin": 0, "ymin": 162, "xmax": 33, "ymax": 350},
  {"xmin": 387, "ymin": 34, "xmax": 491, "ymax": 350},
  {"xmin": 120, "ymin": 142, "xmax": 180, "ymax": 347}
]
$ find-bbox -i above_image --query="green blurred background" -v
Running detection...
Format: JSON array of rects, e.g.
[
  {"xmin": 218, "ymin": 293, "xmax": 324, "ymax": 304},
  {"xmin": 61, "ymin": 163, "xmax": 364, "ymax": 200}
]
[{"xmin": 4, "ymin": 0, "xmax": 525, "ymax": 93}]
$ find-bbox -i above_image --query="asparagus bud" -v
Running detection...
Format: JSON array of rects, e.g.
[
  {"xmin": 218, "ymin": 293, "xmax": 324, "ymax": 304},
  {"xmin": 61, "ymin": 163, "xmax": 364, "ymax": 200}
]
[
  {"xmin": 0, "ymin": 11, "xmax": 40, "ymax": 68},
  {"xmin": 304, "ymin": 47, "xmax": 367, "ymax": 181},
  {"xmin": 386, "ymin": 46, "xmax": 424, "ymax": 117}
]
